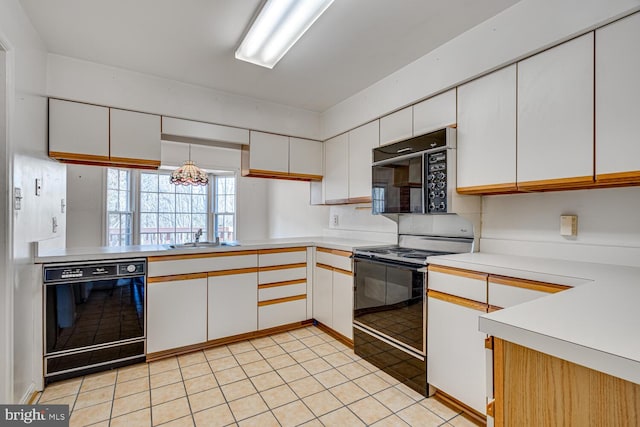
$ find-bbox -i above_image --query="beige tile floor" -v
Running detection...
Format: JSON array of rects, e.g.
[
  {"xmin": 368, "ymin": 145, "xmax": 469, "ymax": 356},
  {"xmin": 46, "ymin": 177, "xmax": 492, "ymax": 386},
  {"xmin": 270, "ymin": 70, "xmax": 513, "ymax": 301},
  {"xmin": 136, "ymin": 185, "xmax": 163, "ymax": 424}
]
[{"xmin": 37, "ymin": 326, "xmax": 480, "ymax": 427}]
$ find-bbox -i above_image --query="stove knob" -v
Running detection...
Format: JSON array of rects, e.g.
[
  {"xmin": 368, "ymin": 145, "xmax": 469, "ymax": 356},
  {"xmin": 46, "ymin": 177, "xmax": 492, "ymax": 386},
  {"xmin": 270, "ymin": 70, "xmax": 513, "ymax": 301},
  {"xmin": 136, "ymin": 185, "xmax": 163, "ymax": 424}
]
[
  {"xmin": 429, "ymin": 192, "xmax": 435, "ymax": 199},
  {"xmin": 427, "ymin": 174, "xmax": 435, "ymax": 181},
  {"xmin": 428, "ymin": 183, "xmax": 436, "ymax": 189},
  {"xmin": 439, "ymin": 202, "xmax": 446, "ymax": 210},
  {"xmin": 437, "ymin": 182, "xmax": 446, "ymax": 189},
  {"xmin": 439, "ymin": 191, "xmax": 446, "ymax": 198},
  {"xmin": 126, "ymin": 264, "xmax": 137, "ymax": 273},
  {"xmin": 437, "ymin": 172, "xmax": 446, "ymax": 180},
  {"xmin": 428, "ymin": 203, "xmax": 435, "ymax": 211}
]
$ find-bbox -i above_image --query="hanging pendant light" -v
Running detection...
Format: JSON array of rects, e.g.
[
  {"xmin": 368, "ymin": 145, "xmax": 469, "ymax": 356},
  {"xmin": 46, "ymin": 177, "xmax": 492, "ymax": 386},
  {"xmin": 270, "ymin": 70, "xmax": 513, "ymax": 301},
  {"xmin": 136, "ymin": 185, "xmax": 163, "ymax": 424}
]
[{"xmin": 170, "ymin": 144, "xmax": 209, "ymax": 186}]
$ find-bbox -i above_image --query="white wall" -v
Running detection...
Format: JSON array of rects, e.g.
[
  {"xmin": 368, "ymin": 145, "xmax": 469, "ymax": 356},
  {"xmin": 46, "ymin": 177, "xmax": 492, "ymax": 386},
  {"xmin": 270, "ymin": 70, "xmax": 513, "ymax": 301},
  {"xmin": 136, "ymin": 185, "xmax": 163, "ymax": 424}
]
[
  {"xmin": 47, "ymin": 54, "xmax": 322, "ymax": 140},
  {"xmin": 265, "ymin": 180, "xmax": 328, "ymax": 238},
  {"xmin": 323, "ymin": 204, "xmax": 397, "ymax": 243},
  {"xmin": 321, "ymin": 0, "xmax": 640, "ymax": 138},
  {"xmin": 0, "ymin": 0, "xmax": 67, "ymax": 403},
  {"xmin": 481, "ymin": 187, "xmax": 640, "ymax": 266}
]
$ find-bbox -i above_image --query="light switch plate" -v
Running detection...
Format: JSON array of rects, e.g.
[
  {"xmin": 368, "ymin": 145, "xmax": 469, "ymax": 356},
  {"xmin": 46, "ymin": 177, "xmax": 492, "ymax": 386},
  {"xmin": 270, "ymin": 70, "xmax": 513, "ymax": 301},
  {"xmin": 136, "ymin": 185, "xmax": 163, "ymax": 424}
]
[{"xmin": 560, "ymin": 215, "xmax": 577, "ymax": 237}]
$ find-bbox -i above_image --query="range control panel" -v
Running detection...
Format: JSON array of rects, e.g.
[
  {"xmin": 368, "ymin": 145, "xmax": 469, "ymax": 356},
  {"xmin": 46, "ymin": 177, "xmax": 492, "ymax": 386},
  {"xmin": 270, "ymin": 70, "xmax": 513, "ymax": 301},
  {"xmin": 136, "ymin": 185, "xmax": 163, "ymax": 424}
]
[{"xmin": 426, "ymin": 150, "xmax": 448, "ymax": 213}]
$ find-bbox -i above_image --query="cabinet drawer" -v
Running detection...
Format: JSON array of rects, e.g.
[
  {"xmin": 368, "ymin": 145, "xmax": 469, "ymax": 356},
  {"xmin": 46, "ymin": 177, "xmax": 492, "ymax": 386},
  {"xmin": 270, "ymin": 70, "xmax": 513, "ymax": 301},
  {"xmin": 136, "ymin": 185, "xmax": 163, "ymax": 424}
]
[
  {"xmin": 488, "ymin": 276, "xmax": 569, "ymax": 309},
  {"xmin": 428, "ymin": 266, "xmax": 487, "ymax": 303},
  {"xmin": 316, "ymin": 248, "xmax": 352, "ymax": 272},
  {"xmin": 147, "ymin": 252, "xmax": 258, "ymax": 277},
  {"xmin": 258, "ymin": 265, "xmax": 306, "ymax": 285},
  {"xmin": 259, "ymin": 281, "xmax": 307, "ymax": 301},
  {"xmin": 258, "ymin": 297, "xmax": 307, "ymax": 330},
  {"xmin": 258, "ymin": 247, "xmax": 307, "ymax": 267}
]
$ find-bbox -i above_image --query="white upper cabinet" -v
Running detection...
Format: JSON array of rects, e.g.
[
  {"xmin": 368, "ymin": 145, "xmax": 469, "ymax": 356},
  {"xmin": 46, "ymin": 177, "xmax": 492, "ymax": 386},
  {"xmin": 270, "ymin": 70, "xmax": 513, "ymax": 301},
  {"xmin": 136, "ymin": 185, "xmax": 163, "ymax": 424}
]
[
  {"xmin": 517, "ymin": 33, "xmax": 594, "ymax": 190},
  {"xmin": 161, "ymin": 116, "xmax": 249, "ymax": 145},
  {"xmin": 49, "ymin": 99, "xmax": 109, "ymax": 160},
  {"xmin": 248, "ymin": 131, "xmax": 289, "ymax": 174},
  {"xmin": 110, "ymin": 108, "xmax": 160, "ymax": 166},
  {"xmin": 457, "ymin": 65, "xmax": 517, "ymax": 193},
  {"xmin": 49, "ymin": 98, "xmax": 161, "ymax": 168},
  {"xmin": 380, "ymin": 106, "xmax": 412, "ymax": 145},
  {"xmin": 324, "ymin": 133, "xmax": 349, "ymax": 201},
  {"xmin": 595, "ymin": 12, "xmax": 640, "ymax": 184},
  {"xmin": 413, "ymin": 89, "xmax": 457, "ymax": 137},
  {"xmin": 348, "ymin": 121, "xmax": 379, "ymax": 200},
  {"xmin": 289, "ymin": 137, "xmax": 323, "ymax": 178}
]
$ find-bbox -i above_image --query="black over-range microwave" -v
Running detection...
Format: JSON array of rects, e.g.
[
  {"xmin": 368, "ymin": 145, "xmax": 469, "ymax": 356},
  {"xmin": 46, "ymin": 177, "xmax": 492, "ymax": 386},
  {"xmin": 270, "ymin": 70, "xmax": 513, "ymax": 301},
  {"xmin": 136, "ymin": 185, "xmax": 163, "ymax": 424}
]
[{"xmin": 371, "ymin": 128, "xmax": 456, "ymax": 214}]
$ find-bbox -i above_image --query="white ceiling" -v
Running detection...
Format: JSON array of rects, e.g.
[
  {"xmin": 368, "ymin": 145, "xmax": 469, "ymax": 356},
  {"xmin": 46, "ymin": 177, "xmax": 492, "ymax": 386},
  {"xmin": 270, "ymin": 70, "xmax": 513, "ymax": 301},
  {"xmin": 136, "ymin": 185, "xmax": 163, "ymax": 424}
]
[{"xmin": 20, "ymin": 0, "xmax": 519, "ymax": 112}]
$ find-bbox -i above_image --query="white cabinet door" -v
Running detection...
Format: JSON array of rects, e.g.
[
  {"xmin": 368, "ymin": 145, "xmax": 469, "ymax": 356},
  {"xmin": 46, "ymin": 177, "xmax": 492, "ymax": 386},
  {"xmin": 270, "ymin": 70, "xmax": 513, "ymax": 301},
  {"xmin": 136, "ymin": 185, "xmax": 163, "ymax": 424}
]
[
  {"xmin": 517, "ymin": 33, "xmax": 594, "ymax": 189},
  {"xmin": 332, "ymin": 270, "xmax": 354, "ymax": 340},
  {"xmin": 249, "ymin": 131, "xmax": 289, "ymax": 173},
  {"xmin": 208, "ymin": 272, "xmax": 258, "ymax": 340},
  {"xmin": 595, "ymin": 12, "xmax": 640, "ymax": 182},
  {"xmin": 380, "ymin": 107, "xmax": 413, "ymax": 145},
  {"xmin": 147, "ymin": 277, "xmax": 207, "ymax": 353},
  {"xmin": 313, "ymin": 265, "xmax": 334, "ymax": 327},
  {"xmin": 348, "ymin": 121, "xmax": 379, "ymax": 200},
  {"xmin": 413, "ymin": 89, "xmax": 456, "ymax": 136},
  {"xmin": 457, "ymin": 65, "xmax": 517, "ymax": 193},
  {"xmin": 427, "ymin": 295, "xmax": 487, "ymax": 415},
  {"xmin": 110, "ymin": 108, "xmax": 161, "ymax": 165},
  {"xmin": 161, "ymin": 116, "xmax": 249, "ymax": 145},
  {"xmin": 289, "ymin": 137, "xmax": 323, "ymax": 177},
  {"xmin": 48, "ymin": 99, "xmax": 109, "ymax": 159},
  {"xmin": 324, "ymin": 133, "xmax": 349, "ymax": 201}
]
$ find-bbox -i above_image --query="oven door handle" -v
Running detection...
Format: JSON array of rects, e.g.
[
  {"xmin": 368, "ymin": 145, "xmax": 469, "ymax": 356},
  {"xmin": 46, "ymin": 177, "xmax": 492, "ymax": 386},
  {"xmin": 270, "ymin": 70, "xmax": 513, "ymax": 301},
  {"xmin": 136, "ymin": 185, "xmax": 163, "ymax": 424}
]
[{"xmin": 353, "ymin": 257, "xmax": 422, "ymax": 271}]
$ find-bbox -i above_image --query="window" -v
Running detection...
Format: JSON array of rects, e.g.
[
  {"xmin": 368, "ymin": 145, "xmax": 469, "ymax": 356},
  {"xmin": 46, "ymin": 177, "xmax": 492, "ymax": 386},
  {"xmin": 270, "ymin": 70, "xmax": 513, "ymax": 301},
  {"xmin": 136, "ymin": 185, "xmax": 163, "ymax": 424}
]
[
  {"xmin": 214, "ymin": 176, "xmax": 236, "ymax": 242},
  {"xmin": 106, "ymin": 168, "xmax": 236, "ymax": 246},
  {"xmin": 106, "ymin": 169, "xmax": 133, "ymax": 246}
]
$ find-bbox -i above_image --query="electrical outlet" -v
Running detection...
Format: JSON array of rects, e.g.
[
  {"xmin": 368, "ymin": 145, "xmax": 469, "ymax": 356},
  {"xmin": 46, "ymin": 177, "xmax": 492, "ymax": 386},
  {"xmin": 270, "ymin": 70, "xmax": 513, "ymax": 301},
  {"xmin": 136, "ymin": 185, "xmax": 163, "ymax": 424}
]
[
  {"xmin": 14, "ymin": 187, "xmax": 22, "ymax": 210},
  {"xmin": 331, "ymin": 214, "xmax": 339, "ymax": 227},
  {"xmin": 560, "ymin": 215, "xmax": 577, "ymax": 237},
  {"xmin": 35, "ymin": 178, "xmax": 42, "ymax": 196},
  {"xmin": 52, "ymin": 217, "xmax": 58, "ymax": 233}
]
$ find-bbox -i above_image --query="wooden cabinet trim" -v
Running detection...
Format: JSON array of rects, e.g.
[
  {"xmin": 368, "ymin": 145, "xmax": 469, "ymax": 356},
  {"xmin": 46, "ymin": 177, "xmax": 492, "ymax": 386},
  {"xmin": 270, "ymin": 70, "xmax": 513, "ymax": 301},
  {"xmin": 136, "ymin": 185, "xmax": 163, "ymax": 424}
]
[
  {"xmin": 258, "ymin": 278, "xmax": 306, "ymax": 289},
  {"xmin": 207, "ymin": 267, "xmax": 258, "ymax": 277},
  {"xmin": 258, "ymin": 247, "xmax": 307, "ymax": 255},
  {"xmin": 494, "ymin": 338, "xmax": 505, "ymax": 427},
  {"xmin": 488, "ymin": 305, "xmax": 503, "ymax": 313},
  {"xmin": 489, "ymin": 275, "xmax": 570, "ymax": 293},
  {"xmin": 257, "ymin": 294, "xmax": 306, "ymax": 306},
  {"xmin": 596, "ymin": 171, "xmax": 640, "ymax": 185},
  {"xmin": 517, "ymin": 176, "xmax": 594, "ymax": 191},
  {"xmin": 148, "ymin": 250, "xmax": 258, "ymax": 262},
  {"xmin": 316, "ymin": 263, "xmax": 334, "ymax": 271},
  {"xmin": 333, "ymin": 267, "xmax": 353, "ymax": 277},
  {"xmin": 428, "ymin": 289, "xmax": 488, "ymax": 312},
  {"xmin": 316, "ymin": 247, "xmax": 352, "ymax": 257},
  {"xmin": 243, "ymin": 168, "xmax": 322, "ymax": 182},
  {"xmin": 428, "ymin": 265, "xmax": 488, "ymax": 281},
  {"xmin": 456, "ymin": 183, "xmax": 519, "ymax": 195},
  {"xmin": 259, "ymin": 262, "xmax": 307, "ymax": 272},
  {"xmin": 49, "ymin": 151, "xmax": 111, "ymax": 163},
  {"xmin": 148, "ymin": 272, "xmax": 207, "ymax": 283},
  {"xmin": 108, "ymin": 156, "xmax": 161, "ymax": 167}
]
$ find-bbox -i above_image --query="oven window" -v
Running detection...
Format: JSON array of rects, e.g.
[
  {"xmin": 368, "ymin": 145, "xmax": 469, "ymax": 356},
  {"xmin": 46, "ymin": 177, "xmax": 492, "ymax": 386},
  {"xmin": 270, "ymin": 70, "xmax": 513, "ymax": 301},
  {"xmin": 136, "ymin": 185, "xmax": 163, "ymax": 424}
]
[
  {"xmin": 354, "ymin": 260, "xmax": 424, "ymax": 353},
  {"xmin": 372, "ymin": 156, "xmax": 423, "ymax": 214}
]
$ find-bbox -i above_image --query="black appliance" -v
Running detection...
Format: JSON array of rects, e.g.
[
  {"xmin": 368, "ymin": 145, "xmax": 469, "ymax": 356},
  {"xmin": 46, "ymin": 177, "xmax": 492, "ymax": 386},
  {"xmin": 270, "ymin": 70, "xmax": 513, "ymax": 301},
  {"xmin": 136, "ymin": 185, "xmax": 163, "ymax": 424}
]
[
  {"xmin": 43, "ymin": 259, "xmax": 146, "ymax": 383},
  {"xmin": 372, "ymin": 127, "xmax": 456, "ymax": 214},
  {"xmin": 353, "ymin": 235, "xmax": 473, "ymax": 396}
]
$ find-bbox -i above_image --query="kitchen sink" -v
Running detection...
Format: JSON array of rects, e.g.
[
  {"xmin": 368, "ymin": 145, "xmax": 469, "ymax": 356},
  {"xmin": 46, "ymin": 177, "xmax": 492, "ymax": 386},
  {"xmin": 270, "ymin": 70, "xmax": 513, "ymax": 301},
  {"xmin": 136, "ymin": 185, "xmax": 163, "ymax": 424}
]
[{"xmin": 168, "ymin": 241, "xmax": 240, "ymax": 249}]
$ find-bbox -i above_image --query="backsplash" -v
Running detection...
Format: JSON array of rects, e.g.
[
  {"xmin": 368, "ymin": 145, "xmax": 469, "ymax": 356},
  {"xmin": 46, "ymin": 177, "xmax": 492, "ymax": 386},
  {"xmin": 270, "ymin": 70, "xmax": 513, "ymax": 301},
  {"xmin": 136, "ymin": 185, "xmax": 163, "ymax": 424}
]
[
  {"xmin": 323, "ymin": 204, "xmax": 397, "ymax": 243},
  {"xmin": 481, "ymin": 186, "xmax": 640, "ymax": 266}
]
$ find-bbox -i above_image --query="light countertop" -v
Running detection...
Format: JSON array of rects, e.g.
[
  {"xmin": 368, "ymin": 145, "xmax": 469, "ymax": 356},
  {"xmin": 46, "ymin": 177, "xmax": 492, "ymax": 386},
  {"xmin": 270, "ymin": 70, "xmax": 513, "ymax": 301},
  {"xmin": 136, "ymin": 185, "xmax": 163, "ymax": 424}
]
[
  {"xmin": 35, "ymin": 236, "xmax": 387, "ymax": 263},
  {"xmin": 426, "ymin": 252, "xmax": 640, "ymax": 385}
]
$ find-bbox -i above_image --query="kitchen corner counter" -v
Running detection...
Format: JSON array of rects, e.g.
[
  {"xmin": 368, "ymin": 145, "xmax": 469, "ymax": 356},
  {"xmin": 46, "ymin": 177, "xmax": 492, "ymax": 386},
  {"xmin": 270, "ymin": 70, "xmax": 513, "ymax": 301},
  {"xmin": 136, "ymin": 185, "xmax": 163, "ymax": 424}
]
[
  {"xmin": 34, "ymin": 237, "xmax": 386, "ymax": 263},
  {"xmin": 426, "ymin": 252, "xmax": 640, "ymax": 385}
]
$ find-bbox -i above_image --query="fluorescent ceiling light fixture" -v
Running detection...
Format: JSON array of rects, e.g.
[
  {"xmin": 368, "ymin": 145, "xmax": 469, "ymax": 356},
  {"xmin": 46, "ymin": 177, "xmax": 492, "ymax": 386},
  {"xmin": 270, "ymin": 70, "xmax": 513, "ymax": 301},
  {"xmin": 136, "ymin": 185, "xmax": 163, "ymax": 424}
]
[{"xmin": 236, "ymin": 0, "xmax": 335, "ymax": 69}]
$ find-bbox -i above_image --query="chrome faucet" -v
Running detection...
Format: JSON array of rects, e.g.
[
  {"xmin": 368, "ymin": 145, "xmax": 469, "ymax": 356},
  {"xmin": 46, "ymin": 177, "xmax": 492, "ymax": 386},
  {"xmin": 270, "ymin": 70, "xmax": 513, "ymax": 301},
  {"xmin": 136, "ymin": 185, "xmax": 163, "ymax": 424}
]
[{"xmin": 194, "ymin": 228, "xmax": 203, "ymax": 243}]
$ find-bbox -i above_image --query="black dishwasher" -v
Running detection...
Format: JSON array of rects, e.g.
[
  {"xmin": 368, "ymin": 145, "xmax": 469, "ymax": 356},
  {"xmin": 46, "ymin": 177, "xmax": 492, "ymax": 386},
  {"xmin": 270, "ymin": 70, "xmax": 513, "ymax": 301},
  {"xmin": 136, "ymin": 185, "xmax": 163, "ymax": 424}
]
[{"xmin": 43, "ymin": 259, "xmax": 146, "ymax": 384}]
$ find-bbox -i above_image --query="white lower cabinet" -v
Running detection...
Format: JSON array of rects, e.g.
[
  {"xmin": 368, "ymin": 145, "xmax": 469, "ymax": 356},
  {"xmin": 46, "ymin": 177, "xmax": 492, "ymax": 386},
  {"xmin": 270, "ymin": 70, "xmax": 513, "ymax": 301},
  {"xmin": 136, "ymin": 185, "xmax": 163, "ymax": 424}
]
[
  {"xmin": 259, "ymin": 298, "xmax": 307, "ymax": 330},
  {"xmin": 427, "ymin": 294, "xmax": 487, "ymax": 414},
  {"xmin": 313, "ymin": 264, "xmax": 334, "ymax": 327},
  {"xmin": 147, "ymin": 276, "xmax": 208, "ymax": 353},
  {"xmin": 208, "ymin": 271, "xmax": 258, "ymax": 340},
  {"xmin": 313, "ymin": 247, "xmax": 354, "ymax": 340},
  {"xmin": 331, "ymin": 270, "xmax": 354, "ymax": 339}
]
